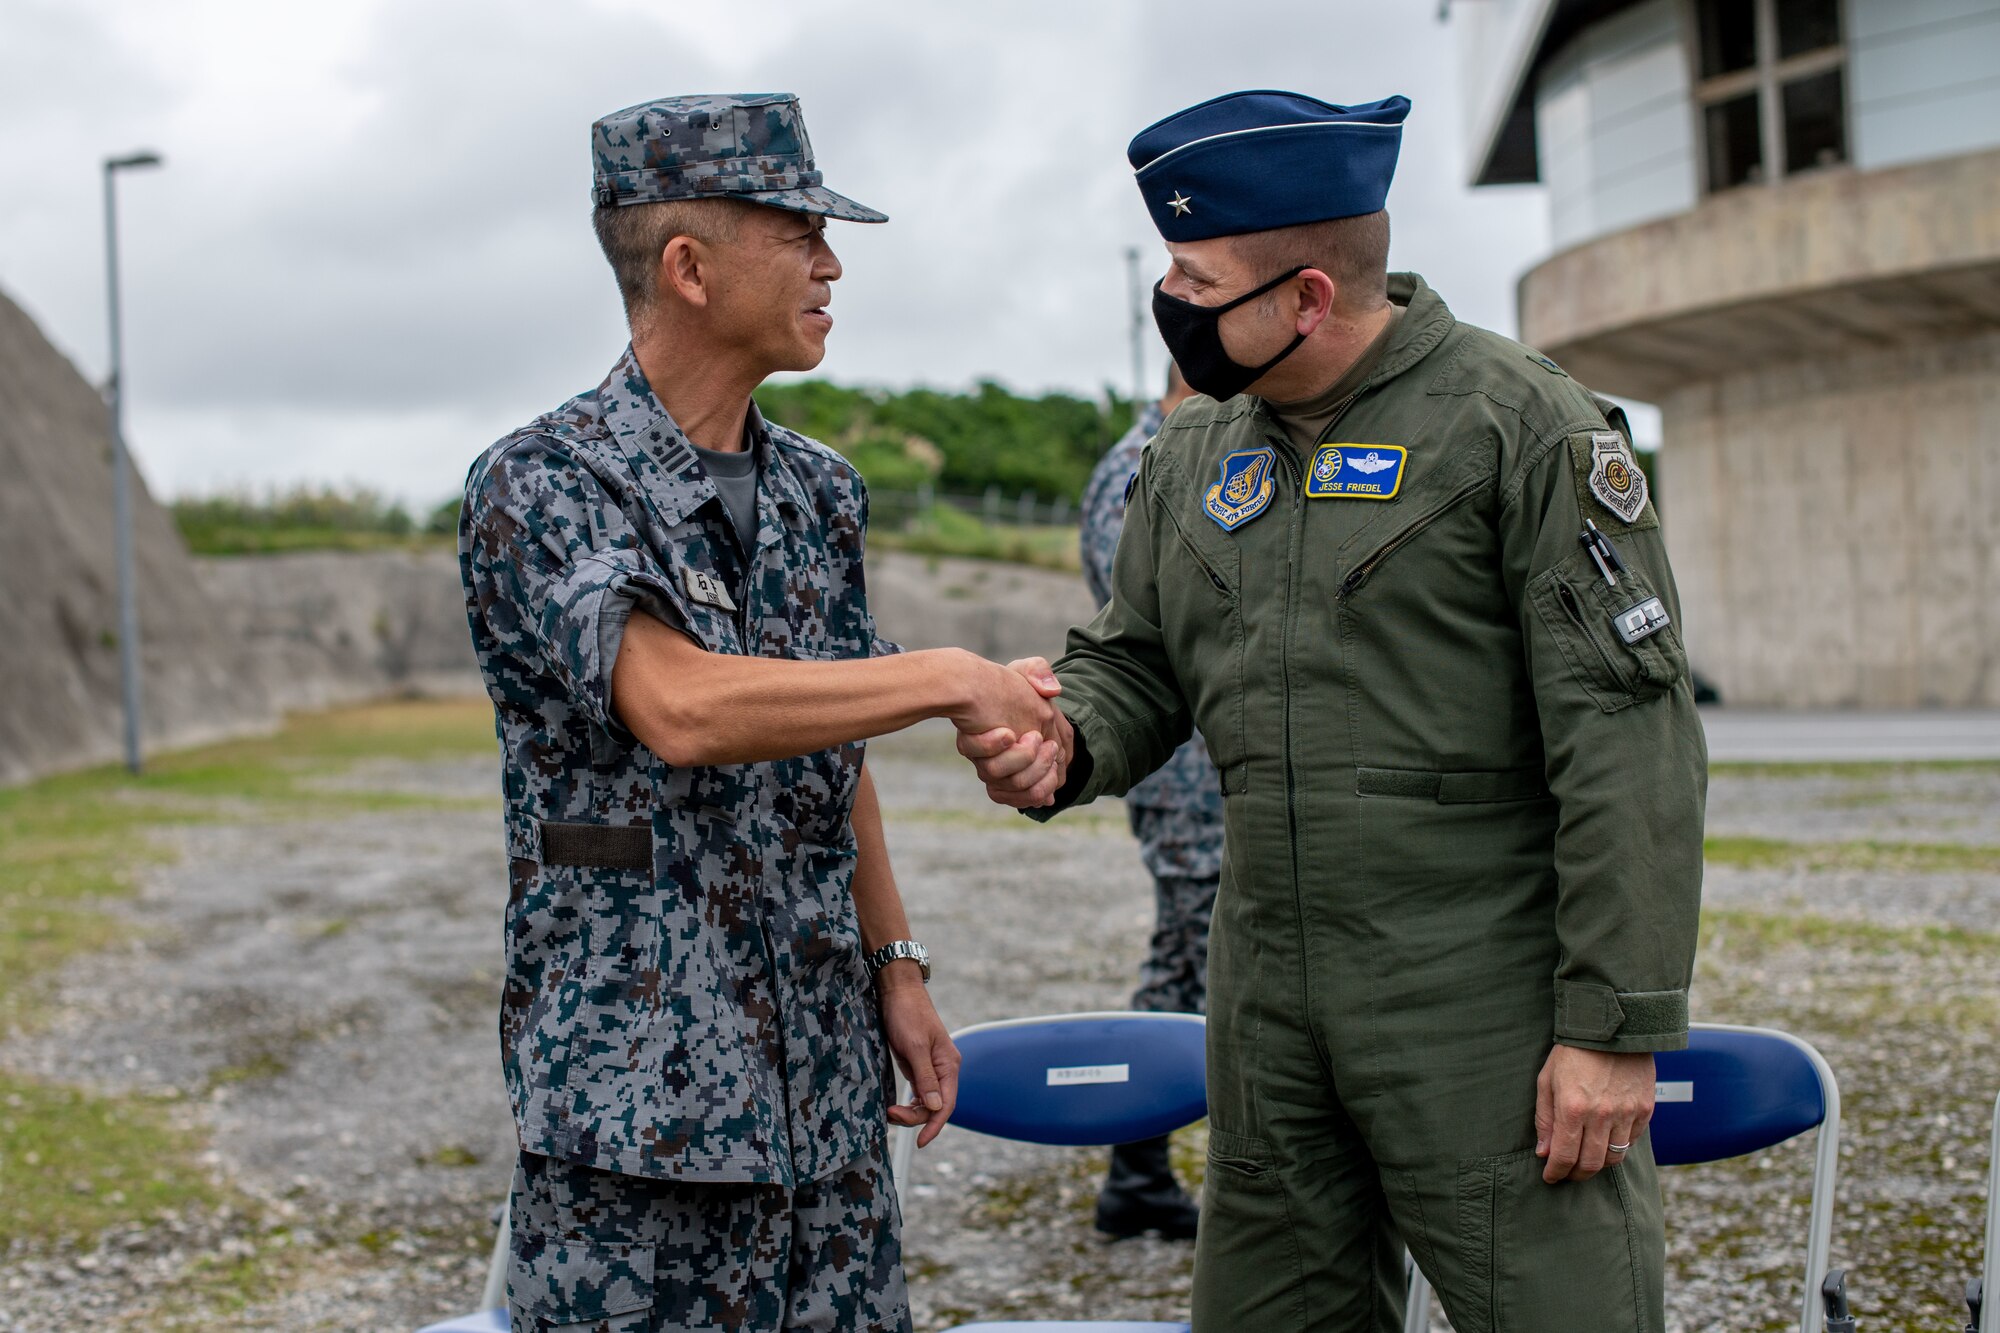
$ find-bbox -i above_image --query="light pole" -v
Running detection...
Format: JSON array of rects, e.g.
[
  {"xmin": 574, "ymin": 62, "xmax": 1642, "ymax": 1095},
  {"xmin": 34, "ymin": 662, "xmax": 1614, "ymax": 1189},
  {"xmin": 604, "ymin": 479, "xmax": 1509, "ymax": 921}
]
[
  {"xmin": 104, "ymin": 150, "xmax": 162, "ymax": 776},
  {"xmin": 1124, "ymin": 245, "xmax": 1147, "ymax": 418}
]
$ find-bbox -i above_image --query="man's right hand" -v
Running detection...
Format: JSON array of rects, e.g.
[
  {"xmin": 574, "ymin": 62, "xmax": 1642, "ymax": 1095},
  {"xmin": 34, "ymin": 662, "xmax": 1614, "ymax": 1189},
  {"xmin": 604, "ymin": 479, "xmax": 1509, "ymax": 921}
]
[{"xmin": 950, "ymin": 657, "xmax": 1074, "ymax": 808}]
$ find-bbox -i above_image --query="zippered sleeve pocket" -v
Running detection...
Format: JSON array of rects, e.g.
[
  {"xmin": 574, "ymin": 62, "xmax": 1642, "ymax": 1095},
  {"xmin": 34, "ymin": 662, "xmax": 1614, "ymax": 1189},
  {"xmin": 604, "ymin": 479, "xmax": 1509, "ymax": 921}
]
[{"xmin": 1529, "ymin": 551, "xmax": 1687, "ymax": 712}]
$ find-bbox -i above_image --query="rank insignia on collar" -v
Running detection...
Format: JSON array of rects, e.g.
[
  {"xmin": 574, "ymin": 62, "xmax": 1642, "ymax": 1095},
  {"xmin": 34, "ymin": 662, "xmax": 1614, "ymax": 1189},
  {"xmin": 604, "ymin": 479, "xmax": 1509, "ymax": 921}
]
[
  {"xmin": 1305, "ymin": 444, "xmax": 1407, "ymax": 501},
  {"xmin": 1204, "ymin": 447, "xmax": 1277, "ymax": 531},
  {"xmin": 1586, "ymin": 431, "xmax": 1649, "ymax": 524}
]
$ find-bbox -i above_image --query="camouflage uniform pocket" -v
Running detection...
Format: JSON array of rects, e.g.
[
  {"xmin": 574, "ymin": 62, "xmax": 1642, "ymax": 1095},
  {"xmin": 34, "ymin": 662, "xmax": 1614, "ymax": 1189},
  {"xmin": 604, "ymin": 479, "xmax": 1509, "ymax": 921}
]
[{"xmin": 512, "ymin": 1231, "xmax": 655, "ymax": 1332}]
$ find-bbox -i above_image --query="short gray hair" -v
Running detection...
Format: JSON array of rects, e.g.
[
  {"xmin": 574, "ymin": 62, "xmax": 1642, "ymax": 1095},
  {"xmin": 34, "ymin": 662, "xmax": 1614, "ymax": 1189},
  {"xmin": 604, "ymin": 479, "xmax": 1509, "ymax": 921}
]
[
  {"xmin": 1230, "ymin": 210, "xmax": 1391, "ymax": 315},
  {"xmin": 591, "ymin": 197, "xmax": 748, "ymax": 319}
]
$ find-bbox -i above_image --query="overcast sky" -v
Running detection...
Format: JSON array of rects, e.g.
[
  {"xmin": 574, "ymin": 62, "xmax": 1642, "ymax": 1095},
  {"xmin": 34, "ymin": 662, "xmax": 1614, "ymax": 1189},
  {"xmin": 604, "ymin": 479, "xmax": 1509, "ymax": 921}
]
[{"xmin": 3, "ymin": 0, "xmax": 1593, "ymax": 507}]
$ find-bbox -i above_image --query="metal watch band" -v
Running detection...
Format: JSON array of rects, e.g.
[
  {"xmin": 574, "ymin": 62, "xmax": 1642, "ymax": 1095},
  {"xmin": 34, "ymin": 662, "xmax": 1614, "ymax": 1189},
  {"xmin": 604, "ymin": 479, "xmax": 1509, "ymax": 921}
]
[{"xmin": 865, "ymin": 939, "xmax": 931, "ymax": 983}]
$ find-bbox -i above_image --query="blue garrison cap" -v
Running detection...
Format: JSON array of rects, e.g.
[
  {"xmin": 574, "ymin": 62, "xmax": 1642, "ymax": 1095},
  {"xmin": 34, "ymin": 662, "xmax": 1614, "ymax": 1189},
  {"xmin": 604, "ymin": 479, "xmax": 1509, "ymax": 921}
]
[{"xmin": 1128, "ymin": 91, "xmax": 1410, "ymax": 242}]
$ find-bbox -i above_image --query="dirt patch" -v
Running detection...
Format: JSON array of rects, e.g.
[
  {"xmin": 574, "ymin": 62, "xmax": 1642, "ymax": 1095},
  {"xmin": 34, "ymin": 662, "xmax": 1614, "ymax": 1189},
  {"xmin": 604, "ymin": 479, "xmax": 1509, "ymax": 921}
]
[{"xmin": 1, "ymin": 722, "xmax": 1996, "ymax": 1331}]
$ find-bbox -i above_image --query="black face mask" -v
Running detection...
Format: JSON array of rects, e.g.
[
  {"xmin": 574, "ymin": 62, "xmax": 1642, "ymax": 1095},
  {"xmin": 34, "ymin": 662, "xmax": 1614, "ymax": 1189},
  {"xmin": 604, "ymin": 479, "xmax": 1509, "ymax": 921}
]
[{"xmin": 1152, "ymin": 265, "xmax": 1308, "ymax": 401}]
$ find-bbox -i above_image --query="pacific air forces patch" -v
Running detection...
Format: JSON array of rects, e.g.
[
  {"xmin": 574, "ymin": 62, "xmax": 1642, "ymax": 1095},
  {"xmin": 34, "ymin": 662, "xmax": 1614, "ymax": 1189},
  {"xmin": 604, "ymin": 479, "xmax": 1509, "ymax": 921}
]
[
  {"xmin": 1205, "ymin": 447, "xmax": 1276, "ymax": 531},
  {"xmin": 1582, "ymin": 430, "xmax": 1652, "ymax": 527}
]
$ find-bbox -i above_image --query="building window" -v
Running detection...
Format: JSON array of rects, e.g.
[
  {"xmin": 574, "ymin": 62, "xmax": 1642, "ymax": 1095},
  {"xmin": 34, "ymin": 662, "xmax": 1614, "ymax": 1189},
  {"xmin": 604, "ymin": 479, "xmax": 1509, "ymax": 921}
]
[{"xmin": 1692, "ymin": 0, "xmax": 1847, "ymax": 193}]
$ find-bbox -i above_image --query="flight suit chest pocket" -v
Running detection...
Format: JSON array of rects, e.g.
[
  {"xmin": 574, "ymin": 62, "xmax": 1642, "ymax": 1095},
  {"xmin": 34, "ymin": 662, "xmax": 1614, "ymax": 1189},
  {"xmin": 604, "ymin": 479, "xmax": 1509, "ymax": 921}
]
[
  {"xmin": 1155, "ymin": 504, "xmax": 1249, "ymax": 772},
  {"xmin": 1529, "ymin": 552, "xmax": 1687, "ymax": 712}
]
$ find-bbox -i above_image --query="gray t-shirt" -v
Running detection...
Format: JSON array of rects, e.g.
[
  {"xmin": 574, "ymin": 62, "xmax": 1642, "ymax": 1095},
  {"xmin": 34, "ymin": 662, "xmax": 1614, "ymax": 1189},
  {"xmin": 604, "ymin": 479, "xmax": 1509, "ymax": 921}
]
[{"xmin": 694, "ymin": 441, "xmax": 759, "ymax": 554}]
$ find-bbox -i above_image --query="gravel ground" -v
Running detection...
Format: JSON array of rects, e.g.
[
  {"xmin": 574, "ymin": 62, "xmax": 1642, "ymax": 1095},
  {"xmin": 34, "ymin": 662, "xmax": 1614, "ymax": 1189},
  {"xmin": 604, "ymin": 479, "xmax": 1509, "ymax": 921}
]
[{"xmin": 1, "ymin": 725, "xmax": 1996, "ymax": 1331}]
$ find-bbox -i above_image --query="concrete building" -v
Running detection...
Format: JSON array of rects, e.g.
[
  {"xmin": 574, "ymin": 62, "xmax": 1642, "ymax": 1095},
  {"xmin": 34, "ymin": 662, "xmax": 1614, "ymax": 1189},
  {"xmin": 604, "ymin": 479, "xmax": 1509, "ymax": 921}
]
[{"xmin": 1452, "ymin": 0, "xmax": 2000, "ymax": 706}]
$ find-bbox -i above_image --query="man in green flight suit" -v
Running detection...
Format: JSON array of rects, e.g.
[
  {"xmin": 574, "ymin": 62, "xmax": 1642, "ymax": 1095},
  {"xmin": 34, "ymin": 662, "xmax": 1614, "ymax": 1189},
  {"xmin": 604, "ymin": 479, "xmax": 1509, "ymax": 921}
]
[{"xmin": 961, "ymin": 91, "xmax": 1707, "ymax": 1332}]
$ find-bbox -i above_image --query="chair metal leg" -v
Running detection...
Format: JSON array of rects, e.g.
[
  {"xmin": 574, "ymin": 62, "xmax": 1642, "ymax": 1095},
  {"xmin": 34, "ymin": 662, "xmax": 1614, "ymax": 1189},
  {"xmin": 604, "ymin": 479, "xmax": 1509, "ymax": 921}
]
[
  {"xmin": 1797, "ymin": 1050, "xmax": 1843, "ymax": 1333},
  {"xmin": 888, "ymin": 1066, "xmax": 918, "ymax": 1185},
  {"xmin": 481, "ymin": 1196, "xmax": 510, "ymax": 1313},
  {"xmin": 890, "ymin": 1124, "xmax": 917, "ymax": 1185},
  {"xmin": 1403, "ymin": 1261, "xmax": 1432, "ymax": 1333},
  {"xmin": 1982, "ymin": 1092, "xmax": 2000, "ymax": 1333}
]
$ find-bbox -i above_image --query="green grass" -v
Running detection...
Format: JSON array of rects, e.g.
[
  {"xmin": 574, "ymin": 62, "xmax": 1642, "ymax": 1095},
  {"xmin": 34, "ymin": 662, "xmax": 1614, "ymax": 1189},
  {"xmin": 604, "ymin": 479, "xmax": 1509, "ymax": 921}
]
[
  {"xmin": 171, "ymin": 486, "xmax": 458, "ymax": 557},
  {"xmin": 1704, "ymin": 835, "xmax": 2000, "ymax": 874},
  {"xmin": 0, "ymin": 1073, "xmax": 220, "ymax": 1244},
  {"xmin": 1699, "ymin": 906, "xmax": 1999, "ymax": 959},
  {"xmin": 0, "ymin": 698, "xmax": 498, "ymax": 1249},
  {"xmin": 1709, "ymin": 759, "xmax": 2000, "ymax": 779},
  {"xmin": 178, "ymin": 526, "xmax": 452, "ymax": 557},
  {"xmin": 875, "ymin": 504, "xmax": 1082, "ymax": 572},
  {"xmin": 0, "ymin": 698, "xmax": 496, "ymax": 1027}
]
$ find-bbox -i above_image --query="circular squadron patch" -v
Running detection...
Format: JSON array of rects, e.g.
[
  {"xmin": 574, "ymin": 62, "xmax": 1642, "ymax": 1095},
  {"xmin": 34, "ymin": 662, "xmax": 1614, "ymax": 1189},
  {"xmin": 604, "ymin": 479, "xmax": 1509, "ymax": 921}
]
[{"xmin": 1587, "ymin": 431, "xmax": 1649, "ymax": 524}]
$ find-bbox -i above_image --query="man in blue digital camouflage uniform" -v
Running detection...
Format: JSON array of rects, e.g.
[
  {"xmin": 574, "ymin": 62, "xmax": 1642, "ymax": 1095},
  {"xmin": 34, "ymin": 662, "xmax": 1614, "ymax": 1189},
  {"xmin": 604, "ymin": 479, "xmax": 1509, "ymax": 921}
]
[
  {"xmin": 1078, "ymin": 362, "xmax": 1217, "ymax": 1240},
  {"xmin": 459, "ymin": 94, "xmax": 1075, "ymax": 1333}
]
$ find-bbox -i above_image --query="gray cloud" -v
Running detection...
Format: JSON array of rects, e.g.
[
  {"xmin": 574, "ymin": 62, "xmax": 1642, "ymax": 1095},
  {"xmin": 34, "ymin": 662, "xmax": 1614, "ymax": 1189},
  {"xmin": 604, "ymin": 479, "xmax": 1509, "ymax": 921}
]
[{"xmin": 2, "ymin": 0, "xmax": 1566, "ymax": 503}]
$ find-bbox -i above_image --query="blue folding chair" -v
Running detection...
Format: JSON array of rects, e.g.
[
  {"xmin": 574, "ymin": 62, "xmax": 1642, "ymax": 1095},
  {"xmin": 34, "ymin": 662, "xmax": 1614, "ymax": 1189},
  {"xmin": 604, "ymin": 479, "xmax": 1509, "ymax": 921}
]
[
  {"xmin": 1965, "ymin": 1091, "xmax": 2000, "ymax": 1333},
  {"xmin": 890, "ymin": 1011, "xmax": 1208, "ymax": 1333},
  {"xmin": 1402, "ymin": 1022, "xmax": 1843, "ymax": 1333}
]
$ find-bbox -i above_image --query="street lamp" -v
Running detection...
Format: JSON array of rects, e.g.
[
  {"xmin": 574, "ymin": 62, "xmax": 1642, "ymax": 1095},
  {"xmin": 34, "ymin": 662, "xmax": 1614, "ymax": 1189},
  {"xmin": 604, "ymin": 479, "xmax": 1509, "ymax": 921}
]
[
  {"xmin": 1125, "ymin": 245, "xmax": 1147, "ymax": 421},
  {"xmin": 103, "ymin": 149, "xmax": 163, "ymax": 776}
]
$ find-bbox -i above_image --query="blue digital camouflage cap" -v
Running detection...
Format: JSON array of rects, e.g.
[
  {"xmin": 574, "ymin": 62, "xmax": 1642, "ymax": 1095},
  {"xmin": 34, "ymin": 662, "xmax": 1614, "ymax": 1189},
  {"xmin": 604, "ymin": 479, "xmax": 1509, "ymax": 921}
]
[
  {"xmin": 591, "ymin": 93, "xmax": 887, "ymax": 223},
  {"xmin": 1128, "ymin": 91, "xmax": 1410, "ymax": 242}
]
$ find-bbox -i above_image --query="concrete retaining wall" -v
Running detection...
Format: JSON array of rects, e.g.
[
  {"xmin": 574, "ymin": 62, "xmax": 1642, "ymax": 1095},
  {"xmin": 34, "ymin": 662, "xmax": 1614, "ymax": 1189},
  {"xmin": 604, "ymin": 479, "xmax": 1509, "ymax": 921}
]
[
  {"xmin": 0, "ymin": 289, "xmax": 276, "ymax": 786},
  {"xmin": 193, "ymin": 549, "xmax": 484, "ymax": 711},
  {"xmin": 189, "ymin": 544, "xmax": 1098, "ymax": 714}
]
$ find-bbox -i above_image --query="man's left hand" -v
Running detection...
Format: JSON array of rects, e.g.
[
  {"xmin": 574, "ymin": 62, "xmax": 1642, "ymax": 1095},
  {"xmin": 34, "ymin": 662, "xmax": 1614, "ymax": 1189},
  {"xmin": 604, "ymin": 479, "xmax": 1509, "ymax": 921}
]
[
  {"xmin": 1535, "ymin": 1045, "xmax": 1656, "ymax": 1183},
  {"xmin": 879, "ymin": 964, "xmax": 961, "ymax": 1148}
]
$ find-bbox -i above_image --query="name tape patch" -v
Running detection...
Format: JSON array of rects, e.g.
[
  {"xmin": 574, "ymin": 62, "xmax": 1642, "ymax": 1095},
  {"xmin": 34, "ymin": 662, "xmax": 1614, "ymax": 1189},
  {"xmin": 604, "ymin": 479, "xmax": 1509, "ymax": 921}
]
[
  {"xmin": 1305, "ymin": 444, "xmax": 1407, "ymax": 501},
  {"xmin": 1613, "ymin": 596, "xmax": 1671, "ymax": 645},
  {"xmin": 1655, "ymin": 1080, "xmax": 1694, "ymax": 1103},
  {"xmin": 1046, "ymin": 1063, "xmax": 1131, "ymax": 1087},
  {"xmin": 683, "ymin": 566, "xmax": 738, "ymax": 613}
]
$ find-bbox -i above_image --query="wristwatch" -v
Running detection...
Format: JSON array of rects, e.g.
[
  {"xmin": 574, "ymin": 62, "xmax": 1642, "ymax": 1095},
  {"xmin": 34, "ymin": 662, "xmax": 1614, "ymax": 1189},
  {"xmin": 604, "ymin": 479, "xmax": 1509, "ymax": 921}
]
[{"xmin": 864, "ymin": 939, "xmax": 931, "ymax": 983}]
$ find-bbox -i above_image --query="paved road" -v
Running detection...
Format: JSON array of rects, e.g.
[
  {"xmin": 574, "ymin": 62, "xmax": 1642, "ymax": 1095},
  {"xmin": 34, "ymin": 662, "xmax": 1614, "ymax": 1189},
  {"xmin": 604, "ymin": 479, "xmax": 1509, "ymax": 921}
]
[{"xmin": 1702, "ymin": 709, "xmax": 2000, "ymax": 762}]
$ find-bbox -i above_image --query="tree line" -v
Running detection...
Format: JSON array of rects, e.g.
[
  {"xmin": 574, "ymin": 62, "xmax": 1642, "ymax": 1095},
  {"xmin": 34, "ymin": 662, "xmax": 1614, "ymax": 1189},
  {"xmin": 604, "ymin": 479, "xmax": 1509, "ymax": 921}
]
[{"xmin": 754, "ymin": 379, "xmax": 1136, "ymax": 500}]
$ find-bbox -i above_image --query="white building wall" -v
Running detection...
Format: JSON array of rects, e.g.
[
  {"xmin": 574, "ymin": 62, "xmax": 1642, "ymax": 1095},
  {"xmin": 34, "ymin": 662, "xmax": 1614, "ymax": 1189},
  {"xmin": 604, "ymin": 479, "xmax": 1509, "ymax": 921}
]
[
  {"xmin": 1455, "ymin": 0, "xmax": 1548, "ymax": 180},
  {"xmin": 1533, "ymin": 0, "xmax": 1698, "ymax": 250},
  {"xmin": 1848, "ymin": 0, "xmax": 2000, "ymax": 171}
]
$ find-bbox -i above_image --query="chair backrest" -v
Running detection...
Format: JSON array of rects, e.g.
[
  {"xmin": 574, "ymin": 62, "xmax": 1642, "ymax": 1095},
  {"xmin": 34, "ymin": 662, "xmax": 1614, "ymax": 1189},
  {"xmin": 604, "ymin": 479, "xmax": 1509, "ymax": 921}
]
[
  {"xmin": 944, "ymin": 1012, "xmax": 1207, "ymax": 1146},
  {"xmin": 1650, "ymin": 1025, "xmax": 1830, "ymax": 1167},
  {"xmin": 1981, "ymin": 1091, "xmax": 2000, "ymax": 1333},
  {"xmin": 1654, "ymin": 1024, "xmax": 1840, "ymax": 1333},
  {"xmin": 1405, "ymin": 1023, "xmax": 1842, "ymax": 1333}
]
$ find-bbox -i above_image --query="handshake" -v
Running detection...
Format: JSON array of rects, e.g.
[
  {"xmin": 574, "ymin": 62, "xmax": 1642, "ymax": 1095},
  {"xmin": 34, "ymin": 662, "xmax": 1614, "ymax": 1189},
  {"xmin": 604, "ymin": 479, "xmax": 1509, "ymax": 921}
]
[{"xmin": 946, "ymin": 654, "xmax": 1077, "ymax": 810}]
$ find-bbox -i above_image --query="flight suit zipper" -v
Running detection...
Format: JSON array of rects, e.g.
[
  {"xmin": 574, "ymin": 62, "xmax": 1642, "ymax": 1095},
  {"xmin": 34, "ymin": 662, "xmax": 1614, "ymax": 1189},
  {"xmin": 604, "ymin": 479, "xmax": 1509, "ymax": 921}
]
[
  {"xmin": 1279, "ymin": 389, "xmax": 1369, "ymax": 1067},
  {"xmin": 1167, "ymin": 517, "xmax": 1233, "ymax": 597},
  {"xmin": 1271, "ymin": 437, "xmax": 1316, "ymax": 1056},
  {"xmin": 1333, "ymin": 478, "xmax": 1486, "ymax": 600}
]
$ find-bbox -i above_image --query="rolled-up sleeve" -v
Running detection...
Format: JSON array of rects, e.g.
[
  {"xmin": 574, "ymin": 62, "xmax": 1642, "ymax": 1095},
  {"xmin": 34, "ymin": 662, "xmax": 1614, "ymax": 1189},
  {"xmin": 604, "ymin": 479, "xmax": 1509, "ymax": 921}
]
[{"xmin": 463, "ymin": 435, "xmax": 687, "ymax": 738}]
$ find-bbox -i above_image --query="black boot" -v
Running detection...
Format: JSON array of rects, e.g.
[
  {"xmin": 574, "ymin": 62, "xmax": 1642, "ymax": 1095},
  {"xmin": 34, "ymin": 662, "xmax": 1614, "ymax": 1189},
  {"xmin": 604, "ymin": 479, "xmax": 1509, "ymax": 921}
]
[{"xmin": 1094, "ymin": 1134, "xmax": 1199, "ymax": 1240}]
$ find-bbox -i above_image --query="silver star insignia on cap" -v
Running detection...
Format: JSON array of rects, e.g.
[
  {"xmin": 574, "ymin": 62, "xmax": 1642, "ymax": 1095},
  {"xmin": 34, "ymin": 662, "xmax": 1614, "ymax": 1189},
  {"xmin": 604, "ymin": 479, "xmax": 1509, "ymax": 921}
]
[{"xmin": 1168, "ymin": 191, "xmax": 1192, "ymax": 216}]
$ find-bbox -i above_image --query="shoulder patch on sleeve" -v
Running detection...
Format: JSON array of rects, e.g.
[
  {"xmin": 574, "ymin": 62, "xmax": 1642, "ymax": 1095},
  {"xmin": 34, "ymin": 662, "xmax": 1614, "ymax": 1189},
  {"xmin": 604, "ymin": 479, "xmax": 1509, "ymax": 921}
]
[{"xmin": 1569, "ymin": 431, "xmax": 1659, "ymax": 531}]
